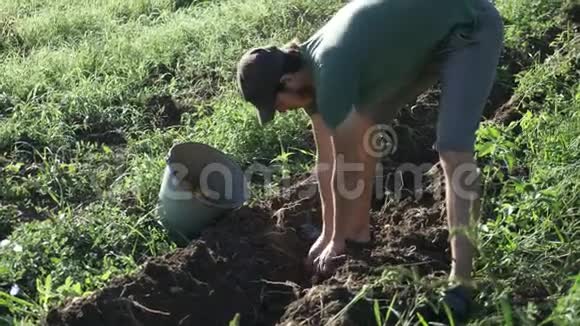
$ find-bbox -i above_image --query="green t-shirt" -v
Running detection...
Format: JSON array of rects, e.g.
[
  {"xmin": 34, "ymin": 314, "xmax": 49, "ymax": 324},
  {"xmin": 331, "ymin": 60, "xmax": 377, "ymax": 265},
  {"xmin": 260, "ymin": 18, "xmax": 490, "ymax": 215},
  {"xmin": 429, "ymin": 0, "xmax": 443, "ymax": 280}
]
[{"xmin": 301, "ymin": 0, "xmax": 477, "ymax": 129}]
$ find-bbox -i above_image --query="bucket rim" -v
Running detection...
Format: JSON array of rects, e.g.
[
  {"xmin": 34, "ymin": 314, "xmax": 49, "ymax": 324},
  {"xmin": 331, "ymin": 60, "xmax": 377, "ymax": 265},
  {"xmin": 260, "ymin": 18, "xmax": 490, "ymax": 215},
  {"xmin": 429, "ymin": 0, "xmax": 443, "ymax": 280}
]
[{"xmin": 165, "ymin": 141, "xmax": 248, "ymax": 208}]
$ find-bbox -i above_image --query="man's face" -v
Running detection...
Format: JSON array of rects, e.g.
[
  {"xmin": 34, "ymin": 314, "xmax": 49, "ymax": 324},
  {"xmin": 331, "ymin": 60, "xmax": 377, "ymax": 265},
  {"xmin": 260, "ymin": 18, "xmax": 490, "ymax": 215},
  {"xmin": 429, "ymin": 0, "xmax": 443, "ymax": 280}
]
[{"xmin": 274, "ymin": 73, "xmax": 314, "ymax": 113}]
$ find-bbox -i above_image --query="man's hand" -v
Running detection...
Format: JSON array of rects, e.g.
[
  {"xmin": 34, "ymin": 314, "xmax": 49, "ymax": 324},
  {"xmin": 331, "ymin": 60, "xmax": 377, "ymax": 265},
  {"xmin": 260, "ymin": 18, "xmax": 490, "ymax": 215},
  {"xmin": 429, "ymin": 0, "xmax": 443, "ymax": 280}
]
[{"xmin": 314, "ymin": 239, "xmax": 346, "ymax": 276}]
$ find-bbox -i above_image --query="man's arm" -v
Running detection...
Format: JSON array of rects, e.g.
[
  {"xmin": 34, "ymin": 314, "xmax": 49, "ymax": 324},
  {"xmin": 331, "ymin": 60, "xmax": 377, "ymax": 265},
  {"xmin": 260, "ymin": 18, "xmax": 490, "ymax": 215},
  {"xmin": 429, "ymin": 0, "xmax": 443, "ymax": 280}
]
[
  {"xmin": 314, "ymin": 109, "xmax": 377, "ymax": 273},
  {"xmin": 306, "ymin": 114, "xmax": 335, "ymax": 262}
]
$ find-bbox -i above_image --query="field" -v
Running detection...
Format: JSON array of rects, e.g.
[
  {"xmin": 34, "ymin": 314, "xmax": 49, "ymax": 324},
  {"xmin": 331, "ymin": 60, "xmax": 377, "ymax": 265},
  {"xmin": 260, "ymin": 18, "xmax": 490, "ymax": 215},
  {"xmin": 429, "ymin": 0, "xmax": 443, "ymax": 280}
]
[{"xmin": 0, "ymin": 0, "xmax": 579, "ymax": 325}]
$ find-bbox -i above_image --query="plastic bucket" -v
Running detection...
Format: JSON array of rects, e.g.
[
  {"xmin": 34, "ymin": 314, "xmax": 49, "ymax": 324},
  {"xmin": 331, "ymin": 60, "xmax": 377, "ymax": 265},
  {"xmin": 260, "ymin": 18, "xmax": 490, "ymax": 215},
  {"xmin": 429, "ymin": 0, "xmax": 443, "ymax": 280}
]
[{"xmin": 158, "ymin": 142, "xmax": 248, "ymax": 244}]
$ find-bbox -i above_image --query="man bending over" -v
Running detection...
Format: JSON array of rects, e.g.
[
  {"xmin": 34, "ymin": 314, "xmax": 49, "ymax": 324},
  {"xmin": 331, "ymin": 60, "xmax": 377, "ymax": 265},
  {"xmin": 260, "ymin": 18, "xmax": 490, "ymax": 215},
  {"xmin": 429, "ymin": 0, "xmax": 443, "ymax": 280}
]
[{"xmin": 236, "ymin": 0, "xmax": 503, "ymax": 319}]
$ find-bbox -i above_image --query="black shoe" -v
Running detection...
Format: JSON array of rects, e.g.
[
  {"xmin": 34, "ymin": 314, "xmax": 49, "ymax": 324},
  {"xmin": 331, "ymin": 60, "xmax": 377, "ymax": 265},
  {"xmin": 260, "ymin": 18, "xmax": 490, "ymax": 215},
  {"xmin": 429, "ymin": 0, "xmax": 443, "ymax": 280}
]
[
  {"xmin": 440, "ymin": 285, "xmax": 473, "ymax": 322},
  {"xmin": 414, "ymin": 285, "xmax": 473, "ymax": 324}
]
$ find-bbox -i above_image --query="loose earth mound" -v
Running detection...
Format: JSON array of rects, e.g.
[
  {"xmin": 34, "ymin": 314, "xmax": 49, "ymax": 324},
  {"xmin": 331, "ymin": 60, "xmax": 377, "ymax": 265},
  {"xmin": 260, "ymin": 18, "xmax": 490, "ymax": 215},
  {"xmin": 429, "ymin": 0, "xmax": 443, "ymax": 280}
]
[
  {"xmin": 46, "ymin": 202, "xmax": 312, "ymax": 326},
  {"xmin": 46, "ymin": 179, "xmax": 449, "ymax": 326}
]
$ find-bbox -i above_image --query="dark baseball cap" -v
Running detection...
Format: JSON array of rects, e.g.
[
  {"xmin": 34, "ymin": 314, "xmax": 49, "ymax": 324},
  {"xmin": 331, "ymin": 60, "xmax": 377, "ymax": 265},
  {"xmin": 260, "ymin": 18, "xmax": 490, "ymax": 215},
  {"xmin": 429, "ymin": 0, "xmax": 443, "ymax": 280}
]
[{"xmin": 236, "ymin": 46, "xmax": 285, "ymax": 125}]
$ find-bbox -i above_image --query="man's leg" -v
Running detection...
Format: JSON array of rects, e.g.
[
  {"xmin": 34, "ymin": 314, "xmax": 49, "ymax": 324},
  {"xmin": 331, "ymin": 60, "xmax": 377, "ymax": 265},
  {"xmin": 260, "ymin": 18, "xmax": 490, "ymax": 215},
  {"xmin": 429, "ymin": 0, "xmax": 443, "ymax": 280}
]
[
  {"xmin": 434, "ymin": 0, "xmax": 503, "ymax": 318},
  {"xmin": 440, "ymin": 151, "xmax": 480, "ymax": 284},
  {"xmin": 333, "ymin": 110, "xmax": 376, "ymax": 244},
  {"xmin": 343, "ymin": 132, "xmax": 376, "ymax": 243}
]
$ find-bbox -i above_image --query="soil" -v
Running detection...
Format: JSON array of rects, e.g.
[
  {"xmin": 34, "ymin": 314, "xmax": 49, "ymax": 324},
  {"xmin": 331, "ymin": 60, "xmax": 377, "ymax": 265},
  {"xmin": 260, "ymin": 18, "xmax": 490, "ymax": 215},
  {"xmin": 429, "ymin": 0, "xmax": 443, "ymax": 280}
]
[
  {"xmin": 81, "ymin": 129, "xmax": 126, "ymax": 145},
  {"xmin": 147, "ymin": 95, "xmax": 183, "ymax": 127},
  {"xmin": 46, "ymin": 177, "xmax": 448, "ymax": 326}
]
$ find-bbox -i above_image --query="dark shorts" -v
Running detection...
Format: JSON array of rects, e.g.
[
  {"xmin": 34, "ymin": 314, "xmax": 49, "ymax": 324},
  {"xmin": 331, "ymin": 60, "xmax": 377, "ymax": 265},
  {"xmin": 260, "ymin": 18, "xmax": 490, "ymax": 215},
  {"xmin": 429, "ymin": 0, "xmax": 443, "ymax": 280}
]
[{"xmin": 368, "ymin": 0, "xmax": 504, "ymax": 152}]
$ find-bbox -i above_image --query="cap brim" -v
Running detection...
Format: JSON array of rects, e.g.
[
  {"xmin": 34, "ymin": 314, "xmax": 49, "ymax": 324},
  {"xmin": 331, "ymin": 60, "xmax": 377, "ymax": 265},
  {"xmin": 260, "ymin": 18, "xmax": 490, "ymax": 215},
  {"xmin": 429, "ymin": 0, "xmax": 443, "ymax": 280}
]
[{"xmin": 256, "ymin": 99, "xmax": 276, "ymax": 125}]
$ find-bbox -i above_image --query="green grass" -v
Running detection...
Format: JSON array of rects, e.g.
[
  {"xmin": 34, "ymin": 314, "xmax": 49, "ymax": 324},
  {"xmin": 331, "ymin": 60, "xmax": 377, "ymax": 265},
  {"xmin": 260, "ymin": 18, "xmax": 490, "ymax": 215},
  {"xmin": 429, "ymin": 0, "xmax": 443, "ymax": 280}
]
[
  {"xmin": 1, "ymin": 0, "xmax": 579, "ymax": 324},
  {"xmin": 474, "ymin": 42, "xmax": 579, "ymax": 324}
]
